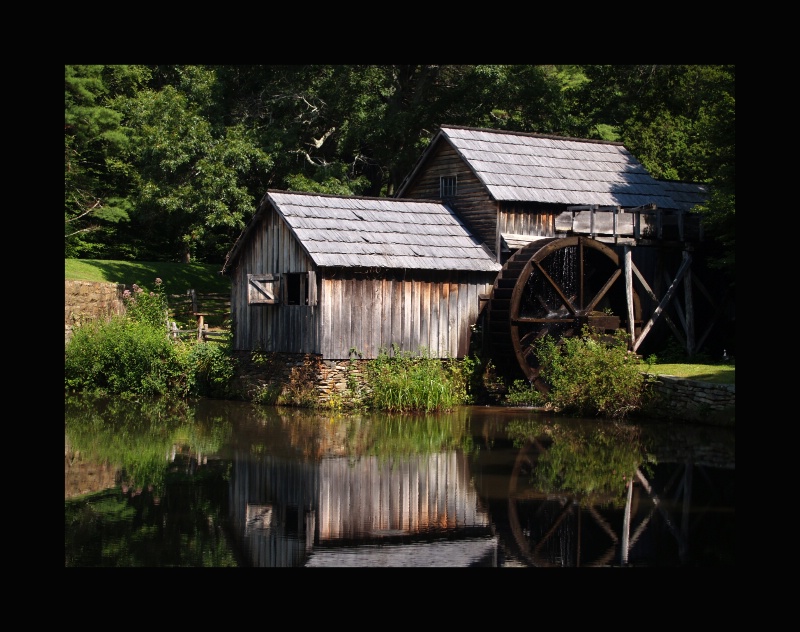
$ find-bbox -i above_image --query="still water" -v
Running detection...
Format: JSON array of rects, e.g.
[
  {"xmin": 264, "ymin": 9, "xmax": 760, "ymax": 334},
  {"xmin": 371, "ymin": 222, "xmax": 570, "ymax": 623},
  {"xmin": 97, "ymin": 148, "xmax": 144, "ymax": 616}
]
[{"xmin": 65, "ymin": 394, "xmax": 734, "ymax": 567}]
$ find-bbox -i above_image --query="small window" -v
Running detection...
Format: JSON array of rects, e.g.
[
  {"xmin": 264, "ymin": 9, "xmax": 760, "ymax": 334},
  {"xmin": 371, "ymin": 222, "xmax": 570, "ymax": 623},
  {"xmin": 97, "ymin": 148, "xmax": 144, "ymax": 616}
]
[
  {"xmin": 284, "ymin": 273, "xmax": 305, "ymax": 305},
  {"xmin": 440, "ymin": 175, "xmax": 457, "ymax": 198},
  {"xmin": 248, "ymin": 273, "xmax": 279, "ymax": 304},
  {"xmin": 283, "ymin": 272, "xmax": 317, "ymax": 306}
]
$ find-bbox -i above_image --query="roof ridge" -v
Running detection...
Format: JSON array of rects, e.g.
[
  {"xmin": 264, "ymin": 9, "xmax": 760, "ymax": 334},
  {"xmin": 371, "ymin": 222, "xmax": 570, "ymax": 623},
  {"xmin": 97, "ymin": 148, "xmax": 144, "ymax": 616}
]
[
  {"xmin": 267, "ymin": 189, "xmax": 442, "ymax": 203},
  {"xmin": 438, "ymin": 124, "xmax": 626, "ymax": 146}
]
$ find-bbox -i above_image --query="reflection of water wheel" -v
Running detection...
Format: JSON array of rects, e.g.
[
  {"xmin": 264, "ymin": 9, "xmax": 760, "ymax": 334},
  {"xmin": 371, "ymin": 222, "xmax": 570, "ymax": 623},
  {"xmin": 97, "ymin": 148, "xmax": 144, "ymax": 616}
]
[
  {"xmin": 507, "ymin": 439, "xmax": 645, "ymax": 567},
  {"xmin": 507, "ymin": 439, "xmax": 581, "ymax": 567},
  {"xmin": 487, "ymin": 236, "xmax": 641, "ymax": 390}
]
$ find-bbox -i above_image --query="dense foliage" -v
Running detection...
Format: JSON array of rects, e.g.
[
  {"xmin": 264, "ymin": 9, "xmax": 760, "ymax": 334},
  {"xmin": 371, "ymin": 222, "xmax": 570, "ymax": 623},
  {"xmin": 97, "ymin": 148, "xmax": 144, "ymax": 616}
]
[
  {"xmin": 64, "ymin": 278, "xmax": 236, "ymax": 398},
  {"xmin": 506, "ymin": 419, "xmax": 649, "ymax": 508},
  {"xmin": 65, "ymin": 64, "xmax": 734, "ymax": 286},
  {"xmin": 531, "ymin": 327, "xmax": 656, "ymax": 419}
]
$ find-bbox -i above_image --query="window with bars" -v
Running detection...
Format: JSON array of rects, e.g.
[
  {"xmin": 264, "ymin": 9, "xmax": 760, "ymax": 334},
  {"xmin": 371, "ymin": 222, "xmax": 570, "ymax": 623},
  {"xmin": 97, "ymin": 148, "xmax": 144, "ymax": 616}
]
[{"xmin": 440, "ymin": 175, "xmax": 457, "ymax": 198}]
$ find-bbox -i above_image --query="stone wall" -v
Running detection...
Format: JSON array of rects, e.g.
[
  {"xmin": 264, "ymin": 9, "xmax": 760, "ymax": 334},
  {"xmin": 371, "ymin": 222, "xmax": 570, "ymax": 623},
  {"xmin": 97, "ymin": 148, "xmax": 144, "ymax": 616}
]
[
  {"xmin": 641, "ymin": 374, "xmax": 735, "ymax": 426},
  {"xmin": 229, "ymin": 351, "xmax": 373, "ymax": 406},
  {"xmin": 65, "ymin": 280, "xmax": 126, "ymax": 344}
]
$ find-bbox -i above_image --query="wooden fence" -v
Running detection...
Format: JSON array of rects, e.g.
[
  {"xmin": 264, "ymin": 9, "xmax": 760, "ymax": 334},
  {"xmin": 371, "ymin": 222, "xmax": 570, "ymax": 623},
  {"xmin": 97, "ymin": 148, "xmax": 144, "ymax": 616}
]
[{"xmin": 167, "ymin": 290, "xmax": 230, "ymax": 342}]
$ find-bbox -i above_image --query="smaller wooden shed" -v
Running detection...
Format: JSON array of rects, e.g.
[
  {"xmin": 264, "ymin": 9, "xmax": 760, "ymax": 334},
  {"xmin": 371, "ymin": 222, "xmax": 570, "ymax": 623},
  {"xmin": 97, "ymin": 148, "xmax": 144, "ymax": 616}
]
[{"xmin": 221, "ymin": 191, "xmax": 501, "ymax": 360}]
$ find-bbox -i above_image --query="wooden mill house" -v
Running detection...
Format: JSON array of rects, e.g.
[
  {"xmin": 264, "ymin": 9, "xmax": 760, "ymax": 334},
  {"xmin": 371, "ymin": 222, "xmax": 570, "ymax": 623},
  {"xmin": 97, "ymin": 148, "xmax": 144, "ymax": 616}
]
[
  {"xmin": 222, "ymin": 125, "xmax": 720, "ymax": 389},
  {"xmin": 221, "ymin": 191, "xmax": 500, "ymax": 360}
]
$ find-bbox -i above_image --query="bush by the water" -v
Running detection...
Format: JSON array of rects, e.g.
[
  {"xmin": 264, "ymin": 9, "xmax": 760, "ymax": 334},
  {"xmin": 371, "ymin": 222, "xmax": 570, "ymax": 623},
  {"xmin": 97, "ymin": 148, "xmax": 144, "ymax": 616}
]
[
  {"xmin": 532, "ymin": 327, "xmax": 655, "ymax": 419},
  {"xmin": 364, "ymin": 345, "xmax": 476, "ymax": 413},
  {"xmin": 64, "ymin": 279, "xmax": 236, "ymax": 398}
]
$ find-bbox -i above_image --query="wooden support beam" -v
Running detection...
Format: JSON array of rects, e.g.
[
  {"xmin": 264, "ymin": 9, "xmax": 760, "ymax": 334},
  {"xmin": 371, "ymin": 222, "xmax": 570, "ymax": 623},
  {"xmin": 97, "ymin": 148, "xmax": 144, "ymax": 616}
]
[
  {"xmin": 683, "ymin": 252, "xmax": 695, "ymax": 355},
  {"xmin": 632, "ymin": 255, "xmax": 691, "ymax": 353},
  {"xmin": 630, "ymin": 261, "xmax": 684, "ymax": 350},
  {"xmin": 624, "ymin": 247, "xmax": 635, "ymax": 344}
]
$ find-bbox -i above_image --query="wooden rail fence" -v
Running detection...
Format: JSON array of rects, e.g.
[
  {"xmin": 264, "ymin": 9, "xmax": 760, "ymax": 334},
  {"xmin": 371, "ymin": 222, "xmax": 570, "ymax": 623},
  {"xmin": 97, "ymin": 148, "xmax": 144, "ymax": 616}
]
[{"xmin": 167, "ymin": 290, "xmax": 230, "ymax": 342}]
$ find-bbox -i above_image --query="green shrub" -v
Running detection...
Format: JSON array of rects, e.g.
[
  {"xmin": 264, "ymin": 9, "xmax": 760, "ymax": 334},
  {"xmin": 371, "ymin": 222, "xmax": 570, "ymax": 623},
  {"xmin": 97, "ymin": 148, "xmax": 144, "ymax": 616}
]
[
  {"xmin": 505, "ymin": 379, "xmax": 544, "ymax": 406},
  {"xmin": 532, "ymin": 327, "xmax": 653, "ymax": 419},
  {"xmin": 65, "ymin": 317, "xmax": 186, "ymax": 397},
  {"xmin": 65, "ymin": 277, "xmax": 238, "ymax": 399},
  {"xmin": 364, "ymin": 345, "xmax": 475, "ymax": 413},
  {"xmin": 185, "ymin": 340, "xmax": 237, "ymax": 398},
  {"xmin": 123, "ymin": 279, "xmax": 169, "ymax": 329}
]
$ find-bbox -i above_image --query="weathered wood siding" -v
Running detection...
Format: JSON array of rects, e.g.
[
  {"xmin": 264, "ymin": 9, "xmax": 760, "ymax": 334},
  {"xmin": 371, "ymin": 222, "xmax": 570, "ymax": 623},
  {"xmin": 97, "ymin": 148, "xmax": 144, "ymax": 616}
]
[
  {"xmin": 499, "ymin": 202, "xmax": 556, "ymax": 238},
  {"xmin": 228, "ymin": 207, "xmax": 319, "ymax": 353},
  {"xmin": 228, "ymin": 206, "xmax": 496, "ymax": 359},
  {"xmin": 320, "ymin": 269, "xmax": 495, "ymax": 359},
  {"xmin": 402, "ymin": 143, "xmax": 498, "ymax": 252}
]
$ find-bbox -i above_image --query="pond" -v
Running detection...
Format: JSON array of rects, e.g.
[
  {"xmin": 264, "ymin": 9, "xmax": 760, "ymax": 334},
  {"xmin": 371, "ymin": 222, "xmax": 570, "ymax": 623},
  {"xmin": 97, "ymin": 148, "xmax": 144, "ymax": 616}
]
[{"xmin": 65, "ymin": 394, "xmax": 734, "ymax": 567}]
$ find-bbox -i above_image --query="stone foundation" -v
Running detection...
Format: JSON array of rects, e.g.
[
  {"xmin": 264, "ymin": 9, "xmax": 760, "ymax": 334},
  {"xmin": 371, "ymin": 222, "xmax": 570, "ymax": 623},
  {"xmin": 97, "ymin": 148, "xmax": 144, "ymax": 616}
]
[{"xmin": 229, "ymin": 351, "xmax": 373, "ymax": 406}]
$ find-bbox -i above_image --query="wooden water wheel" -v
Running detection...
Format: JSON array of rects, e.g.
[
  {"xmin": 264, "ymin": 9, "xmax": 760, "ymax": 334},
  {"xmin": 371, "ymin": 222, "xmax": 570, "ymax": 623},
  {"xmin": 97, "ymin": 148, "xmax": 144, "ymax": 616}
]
[{"xmin": 486, "ymin": 236, "xmax": 641, "ymax": 390}]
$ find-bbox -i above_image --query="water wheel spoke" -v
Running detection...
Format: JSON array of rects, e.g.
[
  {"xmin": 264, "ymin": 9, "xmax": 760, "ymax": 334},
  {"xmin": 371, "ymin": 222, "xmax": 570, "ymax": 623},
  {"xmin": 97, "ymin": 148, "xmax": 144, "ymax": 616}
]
[
  {"xmin": 534, "ymin": 261, "xmax": 577, "ymax": 315},
  {"xmin": 518, "ymin": 329, "xmax": 540, "ymax": 348},
  {"xmin": 584, "ymin": 268, "xmax": 622, "ymax": 313}
]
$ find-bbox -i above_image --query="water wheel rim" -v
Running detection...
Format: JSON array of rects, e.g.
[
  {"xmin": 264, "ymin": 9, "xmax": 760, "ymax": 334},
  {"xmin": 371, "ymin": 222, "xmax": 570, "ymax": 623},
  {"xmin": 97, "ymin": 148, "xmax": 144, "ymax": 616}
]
[{"xmin": 489, "ymin": 237, "xmax": 640, "ymax": 385}]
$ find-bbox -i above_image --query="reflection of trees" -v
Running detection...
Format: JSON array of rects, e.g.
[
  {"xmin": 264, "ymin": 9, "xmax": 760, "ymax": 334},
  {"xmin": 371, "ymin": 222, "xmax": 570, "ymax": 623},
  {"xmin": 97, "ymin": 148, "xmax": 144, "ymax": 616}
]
[
  {"xmin": 65, "ymin": 393, "xmax": 230, "ymax": 495},
  {"xmin": 493, "ymin": 416, "xmax": 733, "ymax": 566},
  {"xmin": 65, "ymin": 394, "xmax": 236, "ymax": 567},
  {"xmin": 260, "ymin": 407, "xmax": 472, "ymax": 461},
  {"xmin": 505, "ymin": 419, "xmax": 645, "ymax": 507}
]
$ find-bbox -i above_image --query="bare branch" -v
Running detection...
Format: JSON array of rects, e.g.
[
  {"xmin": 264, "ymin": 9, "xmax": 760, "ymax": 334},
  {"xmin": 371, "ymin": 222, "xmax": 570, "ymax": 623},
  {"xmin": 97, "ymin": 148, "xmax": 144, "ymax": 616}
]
[
  {"xmin": 308, "ymin": 126, "xmax": 336, "ymax": 149},
  {"xmin": 65, "ymin": 225, "xmax": 100, "ymax": 238},
  {"xmin": 65, "ymin": 195, "xmax": 103, "ymax": 224},
  {"xmin": 291, "ymin": 149, "xmax": 329, "ymax": 167}
]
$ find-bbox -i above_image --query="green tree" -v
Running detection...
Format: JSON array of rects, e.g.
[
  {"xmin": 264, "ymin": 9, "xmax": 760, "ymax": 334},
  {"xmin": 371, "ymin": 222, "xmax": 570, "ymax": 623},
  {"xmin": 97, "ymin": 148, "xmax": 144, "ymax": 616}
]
[
  {"xmin": 65, "ymin": 64, "xmax": 732, "ymax": 278},
  {"xmin": 64, "ymin": 65, "xmax": 146, "ymax": 258},
  {"xmin": 116, "ymin": 65, "xmax": 273, "ymax": 263}
]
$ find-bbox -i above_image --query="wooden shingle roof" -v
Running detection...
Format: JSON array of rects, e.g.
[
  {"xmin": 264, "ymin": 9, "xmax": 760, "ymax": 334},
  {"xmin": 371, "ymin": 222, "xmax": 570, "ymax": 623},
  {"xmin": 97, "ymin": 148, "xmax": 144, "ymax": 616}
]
[
  {"xmin": 656, "ymin": 179, "xmax": 710, "ymax": 212},
  {"xmin": 398, "ymin": 125, "xmax": 705, "ymax": 210},
  {"xmin": 224, "ymin": 191, "xmax": 501, "ymax": 273}
]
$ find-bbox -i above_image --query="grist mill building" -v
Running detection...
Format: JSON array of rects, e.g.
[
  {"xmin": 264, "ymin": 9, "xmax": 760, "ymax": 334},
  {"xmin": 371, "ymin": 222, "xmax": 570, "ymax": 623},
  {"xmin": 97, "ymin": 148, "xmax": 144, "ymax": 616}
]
[{"xmin": 222, "ymin": 125, "xmax": 723, "ymax": 388}]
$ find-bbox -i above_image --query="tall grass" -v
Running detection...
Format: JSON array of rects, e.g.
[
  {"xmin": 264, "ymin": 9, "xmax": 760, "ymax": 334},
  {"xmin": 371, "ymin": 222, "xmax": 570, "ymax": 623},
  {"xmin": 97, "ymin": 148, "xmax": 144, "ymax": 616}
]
[{"xmin": 365, "ymin": 345, "xmax": 473, "ymax": 413}]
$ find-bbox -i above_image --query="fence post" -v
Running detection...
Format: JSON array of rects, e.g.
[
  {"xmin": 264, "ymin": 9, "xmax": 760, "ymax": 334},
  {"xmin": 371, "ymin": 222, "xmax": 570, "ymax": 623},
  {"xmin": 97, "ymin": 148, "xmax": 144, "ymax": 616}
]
[{"xmin": 188, "ymin": 289, "xmax": 197, "ymax": 313}]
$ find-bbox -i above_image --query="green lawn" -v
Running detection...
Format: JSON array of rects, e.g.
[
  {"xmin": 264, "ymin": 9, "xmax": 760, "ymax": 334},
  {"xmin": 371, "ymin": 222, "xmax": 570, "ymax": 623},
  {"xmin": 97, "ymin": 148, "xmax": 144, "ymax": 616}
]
[
  {"xmin": 645, "ymin": 362, "xmax": 735, "ymax": 385},
  {"xmin": 65, "ymin": 259, "xmax": 230, "ymax": 294}
]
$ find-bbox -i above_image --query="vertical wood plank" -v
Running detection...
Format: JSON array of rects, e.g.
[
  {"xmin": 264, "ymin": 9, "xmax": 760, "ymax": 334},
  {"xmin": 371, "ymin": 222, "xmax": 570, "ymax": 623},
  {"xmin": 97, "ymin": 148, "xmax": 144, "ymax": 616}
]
[
  {"xmin": 439, "ymin": 277, "xmax": 450, "ymax": 357},
  {"xmin": 391, "ymin": 276, "xmax": 402, "ymax": 351},
  {"xmin": 381, "ymin": 277, "xmax": 392, "ymax": 353},
  {"xmin": 429, "ymin": 280, "xmax": 440, "ymax": 357},
  {"xmin": 420, "ymin": 278, "xmax": 430, "ymax": 354},
  {"xmin": 448, "ymin": 276, "xmax": 459, "ymax": 357},
  {"xmin": 402, "ymin": 278, "xmax": 412, "ymax": 354},
  {"xmin": 373, "ymin": 277, "xmax": 384, "ymax": 355}
]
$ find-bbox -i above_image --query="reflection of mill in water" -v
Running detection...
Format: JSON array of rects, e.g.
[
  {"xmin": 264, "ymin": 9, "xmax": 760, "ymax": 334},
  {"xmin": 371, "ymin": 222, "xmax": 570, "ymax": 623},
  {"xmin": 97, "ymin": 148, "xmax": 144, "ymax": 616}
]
[
  {"xmin": 228, "ymin": 451, "xmax": 496, "ymax": 567},
  {"xmin": 505, "ymin": 432, "xmax": 734, "ymax": 567}
]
